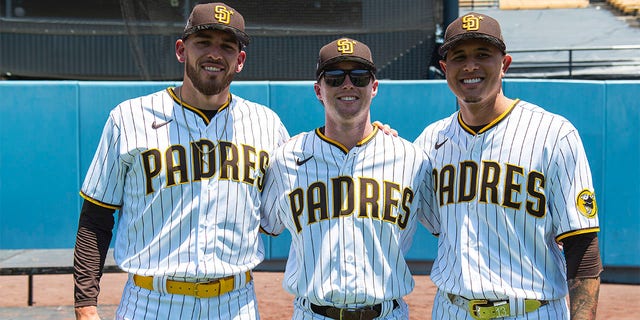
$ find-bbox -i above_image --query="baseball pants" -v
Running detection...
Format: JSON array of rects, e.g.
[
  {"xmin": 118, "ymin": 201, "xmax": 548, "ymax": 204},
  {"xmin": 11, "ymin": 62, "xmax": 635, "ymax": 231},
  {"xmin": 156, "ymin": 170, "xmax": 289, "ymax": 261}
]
[
  {"xmin": 115, "ymin": 277, "xmax": 259, "ymax": 320},
  {"xmin": 431, "ymin": 289, "xmax": 569, "ymax": 319},
  {"xmin": 292, "ymin": 296, "xmax": 409, "ymax": 320}
]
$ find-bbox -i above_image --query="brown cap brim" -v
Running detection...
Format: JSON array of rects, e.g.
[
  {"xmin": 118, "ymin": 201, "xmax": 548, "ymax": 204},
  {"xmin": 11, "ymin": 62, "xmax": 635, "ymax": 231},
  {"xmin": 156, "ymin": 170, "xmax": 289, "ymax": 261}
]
[
  {"xmin": 439, "ymin": 33, "xmax": 506, "ymax": 57},
  {"xmin": 182, "ymin": 24, "xmax": 250, "ymax": 47},
  {"xmin": 315, "ymin": 38, "xmax": 376, "ymax": 78},
  {"xmin": 316, "ymin": 56, "xmax": 376, "ymax": 78},
  {"xmin": 182, "ymin": 2, "xmax": 249, "ymax": 48}
]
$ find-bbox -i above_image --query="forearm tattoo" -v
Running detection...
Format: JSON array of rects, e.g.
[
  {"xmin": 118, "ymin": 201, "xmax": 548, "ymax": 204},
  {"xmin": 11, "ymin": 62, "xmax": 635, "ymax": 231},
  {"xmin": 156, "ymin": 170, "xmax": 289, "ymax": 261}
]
[{"xmin": 568, "ymin": 277, "xmax": 600, "ymax": 320}]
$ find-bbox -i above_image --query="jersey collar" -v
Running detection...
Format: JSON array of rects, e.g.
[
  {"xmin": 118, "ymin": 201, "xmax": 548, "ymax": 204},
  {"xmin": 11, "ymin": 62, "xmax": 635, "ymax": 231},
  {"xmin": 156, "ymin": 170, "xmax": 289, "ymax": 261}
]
[
  {"xmin": 458, "ymin": 99, "xmax": 520, "ymax": 135},
  {"xmin": 167, "ymin": 87, "xmax": 232, "ymax": 124},
  {"xmin": 315, "ymin": 125, "xmax": 379, "ymax": 154}
]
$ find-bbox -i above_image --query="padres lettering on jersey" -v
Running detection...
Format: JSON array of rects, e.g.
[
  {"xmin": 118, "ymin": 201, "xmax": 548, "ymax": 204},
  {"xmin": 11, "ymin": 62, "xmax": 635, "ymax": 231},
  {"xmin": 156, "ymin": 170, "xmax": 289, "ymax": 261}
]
[
  {"xmin": 287, "ymin": 176, "xmax": 414, "ymax": 232},
  {"xmin": 414, "ymin": 99, "xmax": 599, "ymax": 302},
  {"xmin": 260, "ymin": 127, "xmax": 438, "ymax": 307},
  {"xmin": 141, "ymin": 140, "xmax": 269, "ymax": 194},
  {"xmin": 80, "ymin": 88, "xmax": 289, "ymax": 279},
  {"xmin": 433, "ymin": 161, "xmax": 545, "ymax": 217}
]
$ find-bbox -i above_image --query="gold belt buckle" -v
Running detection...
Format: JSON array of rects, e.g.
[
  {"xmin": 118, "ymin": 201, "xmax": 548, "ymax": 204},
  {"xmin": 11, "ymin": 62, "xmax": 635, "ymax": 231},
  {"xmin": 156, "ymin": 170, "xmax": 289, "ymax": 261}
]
[
  {"xmin": 193, "ymin": 281, "xmax": 221, "ymax": 298},
  {"xmin": 469, "ymin": 299, "xmax": 509, "ymax": 320}
]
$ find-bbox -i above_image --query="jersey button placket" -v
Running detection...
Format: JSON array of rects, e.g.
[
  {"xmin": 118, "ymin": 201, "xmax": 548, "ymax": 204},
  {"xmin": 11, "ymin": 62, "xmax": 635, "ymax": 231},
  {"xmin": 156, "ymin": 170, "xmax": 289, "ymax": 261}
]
[
  {"xmin": 472, "ymin": 134, "xmax": 483, "ymax": 158},
  {"xmin": 339, "ymin": 151, "xmax": 356, "ymax": 175},
  {"xmin": 470, "ymin": 134, "xmax": 483, "ymax": 213},
  {"xmin": 342, "ymin": 219, "xmax": 357, "ymax": 292}
]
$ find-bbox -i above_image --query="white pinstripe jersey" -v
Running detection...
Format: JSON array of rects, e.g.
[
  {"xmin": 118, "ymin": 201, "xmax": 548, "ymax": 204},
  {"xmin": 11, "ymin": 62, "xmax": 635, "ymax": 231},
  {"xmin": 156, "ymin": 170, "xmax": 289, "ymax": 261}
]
[
  {"xmin": 81, "ymin": 87, "xmax": 289, "ymax": 279},
  {"xmin": 260, "ymin": 127, "xmax": 438, "ymax": 307},
  {"xmin": 414, "ymin": 99, "xmax": 599, "ymax": 301}
]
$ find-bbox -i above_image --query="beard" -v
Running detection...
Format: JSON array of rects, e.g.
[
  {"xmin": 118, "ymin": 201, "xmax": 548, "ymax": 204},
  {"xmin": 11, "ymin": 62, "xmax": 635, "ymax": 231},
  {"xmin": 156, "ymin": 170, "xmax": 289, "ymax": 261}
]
[
  {"xmin": 185, "ymin": 59, "xmax": 236, "ymax": 96},
  {"xmin": 462, "ymin": 96, "xmax": 482, "ymax": 103}
]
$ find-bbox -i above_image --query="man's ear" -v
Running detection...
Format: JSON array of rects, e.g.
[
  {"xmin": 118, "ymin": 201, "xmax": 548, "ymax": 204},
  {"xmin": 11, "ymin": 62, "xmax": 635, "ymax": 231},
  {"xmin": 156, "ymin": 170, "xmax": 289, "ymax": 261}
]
[
  {"xmin": 236, "ymin": 51, "xmax": 247, "ymax": 73},
  {"xmin": 314, "ymin": 82, "xmax": 323, "ymax": 101},
  {"xmin": 371, "ymin": 80, "xmax": 379, "ymax": 98},
  {"xmin": 502, "ymin": 54, "xmax": 512, "ymax": 74},
  {"xmin": 175, "ymin": 39, "xmax": 186, "ymax": 63},
  {"xmin": 439, "ymin": 60, "xmax": 447, "ymax": 73}
]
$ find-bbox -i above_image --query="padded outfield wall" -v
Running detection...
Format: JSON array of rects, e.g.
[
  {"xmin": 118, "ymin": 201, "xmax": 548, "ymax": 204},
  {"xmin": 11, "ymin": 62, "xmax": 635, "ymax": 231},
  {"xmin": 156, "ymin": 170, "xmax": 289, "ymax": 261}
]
[{"xmin": 0, "ymin": 80, "xmax": 638, "ymax": 282}]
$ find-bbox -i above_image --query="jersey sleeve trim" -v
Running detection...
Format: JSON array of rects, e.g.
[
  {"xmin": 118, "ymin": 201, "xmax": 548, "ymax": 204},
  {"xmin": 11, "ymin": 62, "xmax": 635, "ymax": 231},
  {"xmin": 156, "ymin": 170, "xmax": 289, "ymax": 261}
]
[
  {"xmin": 556, "ymin": 227, "xmax": 600, "ymax": 243},
  {"xmin": 79, "ymin": 191, "xmax": 121, "ymax": 210},
  {"xmin": 259, "ymin": 226, "xmax": 280, "ymax": 237}
]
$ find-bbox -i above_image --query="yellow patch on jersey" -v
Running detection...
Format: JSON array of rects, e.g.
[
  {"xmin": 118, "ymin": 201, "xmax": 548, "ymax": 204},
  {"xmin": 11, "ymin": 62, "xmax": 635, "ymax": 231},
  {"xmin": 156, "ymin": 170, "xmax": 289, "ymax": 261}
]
[{"xmin": 576, "ymin": 189, "xmax": 597, "ymax": 218}]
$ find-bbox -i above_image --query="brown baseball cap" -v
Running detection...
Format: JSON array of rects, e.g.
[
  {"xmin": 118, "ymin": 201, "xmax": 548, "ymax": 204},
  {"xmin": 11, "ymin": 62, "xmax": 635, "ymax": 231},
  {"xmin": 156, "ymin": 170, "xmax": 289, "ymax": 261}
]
[
  {"xmin": 316, "ymin": 38, "xmax": 376, "ymax": 78},
  {"xmin": 182, "ymin": 2, "xmax": 250, "ymax": 48},
  {"xmin": 439, "ymin": 12, "xmax": 506, "ymax": 57}
]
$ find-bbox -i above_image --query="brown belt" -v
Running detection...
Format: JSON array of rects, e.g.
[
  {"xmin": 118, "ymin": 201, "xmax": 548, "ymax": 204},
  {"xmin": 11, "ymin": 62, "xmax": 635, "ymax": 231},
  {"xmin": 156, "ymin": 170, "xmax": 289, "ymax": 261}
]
[
  {"xmin": 133, "ymin": 271, "xmax": 251, "ymax": 298},
  {"xmin": 310, "ymin": 300, "xmax": 399, "ymax": 320},
  {"xmin": 447, "ymin": 293, "xmax": 548, "ymax": 319}
]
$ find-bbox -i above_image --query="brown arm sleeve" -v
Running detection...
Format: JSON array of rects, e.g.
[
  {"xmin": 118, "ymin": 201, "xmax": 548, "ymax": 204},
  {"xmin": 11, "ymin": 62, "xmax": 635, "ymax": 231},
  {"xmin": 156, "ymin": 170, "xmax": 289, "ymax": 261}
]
[
  {"xmin": 73, "ymin": 200, "xmax": 115, "ymax": 307},
  {"xmin": 563, "ymin": 232, "xmax": 602, "ymax": 320},
  {"xmin": 563, "ymin": 232, "xmax": 603, "ymax": 279}
]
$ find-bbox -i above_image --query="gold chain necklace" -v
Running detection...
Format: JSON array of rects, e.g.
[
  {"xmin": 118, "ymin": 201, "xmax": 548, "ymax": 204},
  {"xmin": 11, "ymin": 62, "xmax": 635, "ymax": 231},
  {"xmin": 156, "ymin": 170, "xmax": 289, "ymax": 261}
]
[{"xmin": 177, "ymin": 88, "xmax": 231, "ymax": 167}]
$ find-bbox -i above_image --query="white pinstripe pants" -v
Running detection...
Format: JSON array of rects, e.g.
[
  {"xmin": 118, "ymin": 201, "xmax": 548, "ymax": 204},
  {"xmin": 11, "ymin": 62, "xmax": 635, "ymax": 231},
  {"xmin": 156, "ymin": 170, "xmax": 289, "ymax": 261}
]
[
  {"xmin": 115, "ymin": 278, "xmax": 259, "ymax": 320},
  {"xmin": 431, "ymin": 289, "xmax": 569, "ymax": 320},
  {"xmin": 291, "ymin": 297, "xmax": 410, "ymax": 320}
]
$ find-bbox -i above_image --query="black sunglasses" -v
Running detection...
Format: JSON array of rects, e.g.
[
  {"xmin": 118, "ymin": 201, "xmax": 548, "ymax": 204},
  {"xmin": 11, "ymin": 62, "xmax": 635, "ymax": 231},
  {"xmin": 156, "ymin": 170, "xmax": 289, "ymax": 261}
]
[{"xmin": 320, "ymin": 69, "xmax": 373, "ymax": 87}]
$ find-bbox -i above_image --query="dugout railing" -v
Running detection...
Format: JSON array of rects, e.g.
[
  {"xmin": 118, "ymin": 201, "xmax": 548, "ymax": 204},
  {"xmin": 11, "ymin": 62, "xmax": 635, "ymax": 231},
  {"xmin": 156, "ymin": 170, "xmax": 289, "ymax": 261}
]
[
  {"xmin": 505, "ymin": 45, "xmax": 640, "ymax": 80},
  {"xmin": 0, "ymin": 249, "xmax": 121, "ymax": 306}
]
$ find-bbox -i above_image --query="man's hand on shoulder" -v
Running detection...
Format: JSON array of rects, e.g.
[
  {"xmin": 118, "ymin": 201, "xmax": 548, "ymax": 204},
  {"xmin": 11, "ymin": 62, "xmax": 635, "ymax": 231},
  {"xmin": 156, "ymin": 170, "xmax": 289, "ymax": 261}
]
[
  {"xmin": 373, "ymin": 121, "xmax": 398, "ymax": 137},
  {"xmin": 75, "ymin": 305, "xmax": 101, "ymax": 320}
]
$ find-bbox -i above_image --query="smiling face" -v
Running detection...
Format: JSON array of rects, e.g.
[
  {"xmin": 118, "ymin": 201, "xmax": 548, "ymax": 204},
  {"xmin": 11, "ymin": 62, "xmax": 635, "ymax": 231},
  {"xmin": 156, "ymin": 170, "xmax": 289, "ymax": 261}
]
[
  {"xmin": 314, "ymin": 61, "xmax": 378, "ymax": 125},
  {"xmin": 439, "ymin": 39, "xmax": 511, "ymax": 107},
  {"xmin": 176, "ymin": 29, "xmax": 246, "ymax": 96}
]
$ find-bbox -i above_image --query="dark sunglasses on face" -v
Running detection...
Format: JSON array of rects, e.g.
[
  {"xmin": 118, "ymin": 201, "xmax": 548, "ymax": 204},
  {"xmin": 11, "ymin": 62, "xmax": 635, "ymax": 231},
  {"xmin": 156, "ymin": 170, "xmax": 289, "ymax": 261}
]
[{"xmin": 320, "ymin": 69, "xmax": 373, "ymax": 87}]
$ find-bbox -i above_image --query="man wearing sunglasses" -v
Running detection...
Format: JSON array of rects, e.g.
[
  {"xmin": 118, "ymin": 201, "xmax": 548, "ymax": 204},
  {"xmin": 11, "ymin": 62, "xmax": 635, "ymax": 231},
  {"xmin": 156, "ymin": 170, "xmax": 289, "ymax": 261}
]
[{"xmin": 259, "ymin": 38, "xmax": 439, "ymax": 320}]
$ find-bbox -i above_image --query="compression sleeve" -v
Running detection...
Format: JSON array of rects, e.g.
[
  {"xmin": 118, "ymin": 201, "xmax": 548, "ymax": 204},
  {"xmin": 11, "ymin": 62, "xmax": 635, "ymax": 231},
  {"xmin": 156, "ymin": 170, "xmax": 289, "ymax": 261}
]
[
  {"xmin": 563, "ymin": 232, "xmax": 603, "ymax": 280},
  {"xmin": 73, "ymin": 200, "xmax": 116, "ymax": 307}
]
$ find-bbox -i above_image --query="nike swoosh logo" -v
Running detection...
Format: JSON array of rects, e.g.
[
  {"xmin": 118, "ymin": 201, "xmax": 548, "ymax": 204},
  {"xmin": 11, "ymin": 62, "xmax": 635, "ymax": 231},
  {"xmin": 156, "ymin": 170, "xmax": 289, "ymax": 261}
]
[
  {"xmin": 296, "ymin": 156, "xmax": 313, "ymax": 166},
  {"xmin": 151, "ymin": 119, "xmax": 173, "ymax": 129},
  {"xmin": 435, "ymin": 138, "xmax": 448, "ymax": 150}
]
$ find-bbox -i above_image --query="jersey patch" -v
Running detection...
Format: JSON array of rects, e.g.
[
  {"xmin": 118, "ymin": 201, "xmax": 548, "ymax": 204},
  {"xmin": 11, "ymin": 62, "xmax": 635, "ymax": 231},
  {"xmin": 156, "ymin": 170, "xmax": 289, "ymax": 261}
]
[{"xmin": 576, "ymin": 189, "xmax": 597, "ymax": 218}]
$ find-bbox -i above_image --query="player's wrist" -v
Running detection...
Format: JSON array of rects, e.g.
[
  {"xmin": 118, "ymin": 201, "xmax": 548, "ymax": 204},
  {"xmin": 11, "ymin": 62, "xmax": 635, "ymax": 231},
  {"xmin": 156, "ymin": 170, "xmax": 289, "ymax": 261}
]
[
  {"xmin": 74, "ymin": 297, "xmax": 99, "ymax": 308},
  {"xmin": 75, "ymin": 305, "xmax": 100, "ymax": 320}
]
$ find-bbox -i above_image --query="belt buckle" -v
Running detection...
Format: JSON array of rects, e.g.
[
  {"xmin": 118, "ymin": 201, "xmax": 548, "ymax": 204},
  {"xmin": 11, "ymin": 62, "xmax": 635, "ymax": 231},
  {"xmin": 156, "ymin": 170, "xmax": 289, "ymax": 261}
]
[
  {"xmin": 339, "ymin": 307, "xmax": 378, "ymax": 320},
  {"xmin": 193, "ymin": 281, "xmax": 220, "ymax": 298},
  {"xmin": 340, "ymin": 307, "xmax": 358, "ymax": 320},
  {"xmin": 469, "ymin": 299, "xmax": 509, "ymax": 320},
  {"xmin": 468, "ymin": 299, "xmax": 489, "ymax": 320}
]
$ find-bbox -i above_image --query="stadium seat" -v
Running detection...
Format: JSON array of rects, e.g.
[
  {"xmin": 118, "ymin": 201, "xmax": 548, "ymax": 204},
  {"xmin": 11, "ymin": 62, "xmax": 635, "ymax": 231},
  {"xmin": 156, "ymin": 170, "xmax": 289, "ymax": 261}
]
[{"xmin": 608, "ymin": 0, "xmax": 640, "ymax": 15}]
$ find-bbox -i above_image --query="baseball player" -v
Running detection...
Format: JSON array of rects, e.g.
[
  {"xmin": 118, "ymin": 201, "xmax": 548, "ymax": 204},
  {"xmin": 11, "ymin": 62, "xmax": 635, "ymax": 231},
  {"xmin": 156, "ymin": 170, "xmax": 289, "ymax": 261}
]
[
  {"xmin": 414, "ymin": 13, "xmax": 602, "ymax": 319},
  {"xmin": 259, "ymin": 38, "xmax": 439, "ymax": 320},
  {"xmin": 73, "ymin": 3, "xmax": 289, "ymax": 319}
]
